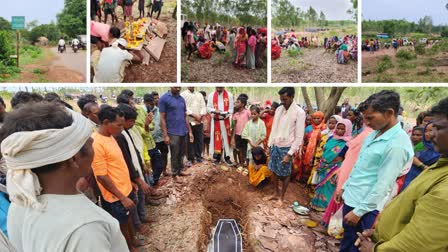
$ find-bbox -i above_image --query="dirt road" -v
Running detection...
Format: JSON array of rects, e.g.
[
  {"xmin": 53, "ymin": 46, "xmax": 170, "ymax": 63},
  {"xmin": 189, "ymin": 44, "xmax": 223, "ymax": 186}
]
[{"xmin": 48, "ymin": 47, "xmax": 86, "ymax": 83}]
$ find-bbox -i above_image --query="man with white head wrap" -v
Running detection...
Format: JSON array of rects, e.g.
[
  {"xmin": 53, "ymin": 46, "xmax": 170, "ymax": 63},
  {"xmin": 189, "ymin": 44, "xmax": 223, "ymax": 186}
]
[{"xmin": 0, "ymin": 102, "xmax": 128, "ymax": 252}]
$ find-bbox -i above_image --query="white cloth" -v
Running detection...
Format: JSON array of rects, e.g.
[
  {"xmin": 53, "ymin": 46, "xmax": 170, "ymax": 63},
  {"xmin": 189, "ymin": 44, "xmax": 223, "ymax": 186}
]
[
  {"xmin": 71, "ymin": 39, "xmax": 79, "ymax": 46},
  {"xmin": 122, "ymin": 129, "xmax": 144, "ymax": 180},
  {"xmin": 94, "ymin": 44, "xmax": 133, "ymax": 83},
  {"xmin": 58, "ymin": 39, "xmax": 65, "ymax": 46},
  {"xmin": 207, "ymin": 90, "xmax": 234, "ymax": 156},
  {"xmin": 181, "ymin": 90, "xmax": 207, "ymax": 124},
  {"xmin": 8, "ymin": 194, "xmax": 128, "ymax": 252},
  {"xmin": 268, "ymin": 104, "xmax": 306, "ymax": 156},
  {"xmin": 1, "ymin": 109, "xmax": 94, "ymax": 210}
]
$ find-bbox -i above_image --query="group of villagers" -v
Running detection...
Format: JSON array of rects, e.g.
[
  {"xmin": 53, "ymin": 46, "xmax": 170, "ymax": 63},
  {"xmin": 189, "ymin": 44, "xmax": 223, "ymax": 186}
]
[
  {"xmin": 271, "ymin": 33, "xmax": 358, "ymax": 64},
  {"xmin": 91, "ymin": 0, "xmax": 164, "ymax": 24},
  {"xmin": 182, "ymin": 21, "xmax": 267, "ymax": 69}
]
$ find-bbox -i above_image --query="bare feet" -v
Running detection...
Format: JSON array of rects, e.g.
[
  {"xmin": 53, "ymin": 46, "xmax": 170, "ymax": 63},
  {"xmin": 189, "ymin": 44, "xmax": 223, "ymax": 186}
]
[
  {"xmin": 179, "ymin": 172, "xmax": 191, "ymax": 176},
  {"xmin": 274, "ymin": 199, "xmax": 284, "ymax": 208},
  {"xmin": 137, "ymin": 224, "xmax": 150, "ymax": 235},
  {"xmin": 163, "ymin": 171, "xmax": 172, "ymax": 177}
]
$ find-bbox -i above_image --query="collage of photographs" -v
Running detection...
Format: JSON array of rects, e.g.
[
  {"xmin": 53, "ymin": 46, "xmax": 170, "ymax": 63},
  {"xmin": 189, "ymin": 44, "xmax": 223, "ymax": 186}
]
[{"xmin": 0, "ymin": 1, "xmax": 447, "ymax": 252}]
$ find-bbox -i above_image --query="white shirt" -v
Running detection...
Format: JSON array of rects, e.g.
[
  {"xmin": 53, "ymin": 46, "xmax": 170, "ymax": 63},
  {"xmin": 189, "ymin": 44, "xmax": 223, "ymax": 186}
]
[
  {"xmin": 58, "ymin": 39, "xmax": 65, "ymax": 46},
  {"xmin": 72, "ymin": 39, "xmax": 80, "ymax": 45},
  {"xmin": 8, "ymin": 194, "xmax": 129, "ymax": 252},
  {"xmin": 94, "ymin": 46, "xmax": 133, "ymax": 83},
  {"xmin": 181, "ymin": 90, "xmax": 207, "ymax": 124}
]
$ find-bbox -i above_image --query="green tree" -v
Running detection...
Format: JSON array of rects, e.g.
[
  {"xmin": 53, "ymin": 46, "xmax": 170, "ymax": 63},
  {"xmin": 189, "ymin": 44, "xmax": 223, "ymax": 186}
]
[
  {"xmin": 347, "ymin": 0, "xmax": 357, "ymax": 21},
  {"xmin": 0, "ymin": 31, "xmax": 15, "ymax": 66},
  {"xmin": 0, "ymin": 17, "xmax": 11, "ymax": 31},
  {"xmin": 29, "ymin": 23, "xmax": 61, "ymax": 42},
  {"xmin": 57, "ymin": 0, "xmax": 86, "ymax": 38},
  {"xmin": 319, "ymin": 11, "xmax": 326, "ymax": 27}
]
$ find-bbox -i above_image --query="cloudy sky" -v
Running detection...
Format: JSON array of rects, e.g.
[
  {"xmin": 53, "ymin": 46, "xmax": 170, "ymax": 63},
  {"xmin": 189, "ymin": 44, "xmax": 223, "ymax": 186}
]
[
  {"xmin": 363, "ymin": 0, "xmax": 448, "ymax": 25},
  {"xmin": 1, "ymin": 0, "xmax": 64, "ymax": 25}
]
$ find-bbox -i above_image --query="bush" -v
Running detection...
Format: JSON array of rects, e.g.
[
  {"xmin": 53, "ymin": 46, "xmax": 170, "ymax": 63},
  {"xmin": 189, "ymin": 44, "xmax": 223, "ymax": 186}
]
[
  {"xmin": 414, "ymin": 43, "xmax": 425, "ymax": 55},
  {"xmin": 287, "ymin": 46, "xmax": 301, "ymax": 57},
  {"xmin": 396, "ymin": 49, "xmax": 417, "ymax": 60},
  {"xmin": 398, "ymin": 59, "xmax": 417, "ymax": 69},
  {"xmin": 376, "ymin": 55, "xmax": 393, "ymax": 73}
]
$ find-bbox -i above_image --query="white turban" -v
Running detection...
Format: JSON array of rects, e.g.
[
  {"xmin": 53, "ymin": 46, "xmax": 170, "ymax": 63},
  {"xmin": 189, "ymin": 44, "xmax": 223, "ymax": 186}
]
[{"xmin": 1, "ymin": 108, "xmax": 94, "ymax": 210}]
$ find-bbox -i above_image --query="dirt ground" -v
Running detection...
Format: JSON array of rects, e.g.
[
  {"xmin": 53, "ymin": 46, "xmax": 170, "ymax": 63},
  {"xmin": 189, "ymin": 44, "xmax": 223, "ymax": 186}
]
[
  {"xmin": 362, "ymin": 47, "xmax": 448, "ymax": 83},
  {"xmin": 9, "ymin": 47, "xmax": 86, "ymax": 83},
  {"xmin": 181, "ymin": 47, "xmax": 267, "ymax": 83},
  {"xmin": 92, "ymin": 0, "xmax": 177, "ymax": 83},
  {"xmin": 140, "ymin": 160, "xmax": 339, "ymax": 252},
  {"xmin": 271, "ymin": 48, "xmax": 358, "ymax": 83}
]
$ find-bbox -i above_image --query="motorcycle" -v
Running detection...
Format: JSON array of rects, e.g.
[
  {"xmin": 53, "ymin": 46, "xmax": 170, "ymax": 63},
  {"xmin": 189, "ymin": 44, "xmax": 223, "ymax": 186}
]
[
  {"xmin": 58, "ymin": 45, "xmax": 65, "ymax": 53},
  {"xmin": 72, "ymin": 44, "xmax": 78, "ymax": 53}
]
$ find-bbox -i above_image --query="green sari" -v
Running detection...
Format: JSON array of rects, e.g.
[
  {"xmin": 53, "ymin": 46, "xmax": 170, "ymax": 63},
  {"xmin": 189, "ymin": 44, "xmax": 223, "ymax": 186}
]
[{"xmin": 310, "ymin": 137, "xmax": 347, "ymax": 211}]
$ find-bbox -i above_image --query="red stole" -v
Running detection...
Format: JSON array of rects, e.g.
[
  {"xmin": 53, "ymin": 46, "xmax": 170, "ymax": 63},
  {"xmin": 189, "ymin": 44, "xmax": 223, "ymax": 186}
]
[{"xmin": 213, "ymin": 90, "xmax": 231, "ymax": 153}]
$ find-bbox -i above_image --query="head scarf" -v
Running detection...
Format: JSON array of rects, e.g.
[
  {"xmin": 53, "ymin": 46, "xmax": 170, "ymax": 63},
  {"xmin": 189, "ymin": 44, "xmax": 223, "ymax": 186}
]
[
  {"xmin": 322, "ymin": 115, "xmax": 343, "ymax": 136},
  {"xmin": 1, "ymin": 108, "xmax": 94, "ymax": 210},
  {"xmin": 303, "ymin": 111, "xmax": 327, "ymax": 166},
  {"xmin": 333, "ymin": 119, "xmax": 353, "ymax": 142}
]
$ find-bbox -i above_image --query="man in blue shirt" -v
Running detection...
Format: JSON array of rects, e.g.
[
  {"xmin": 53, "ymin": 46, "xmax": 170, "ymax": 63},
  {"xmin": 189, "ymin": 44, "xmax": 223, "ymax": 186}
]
[
  {"xmin": 159, "ymin": 87, "xmax": 193, "ymax": 178},
  {"xmin": 336, "ymin": 90, "xmax": 414, "ymax": 252}
]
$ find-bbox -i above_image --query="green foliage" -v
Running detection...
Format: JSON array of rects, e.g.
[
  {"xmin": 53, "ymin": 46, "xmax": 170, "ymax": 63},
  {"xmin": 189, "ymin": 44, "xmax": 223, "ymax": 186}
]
[
  {"xmin": 29, "ymin": 24, "xmax": 61, "ymax": 42},
  {"xmin": 0, "ymin": 31, "xmax": 15, "ymax": 66},
  {"xmin": 414, "ymin": 43, "xmax": 426, "ymax": 55},
  {"xmin": 287, "ymin": 46, "xmax": 300, "ymax": 57},
  {"xmin": 182, "ymin": 0, "xmax": 266, "ymax": 26},
  {"xmin": 398, "ymin": 59, "xmax": 417, "ymax": 69},
  {"xmin": 362, "ymin": 18, "xmax": 441, "ymax": 36},
  {"xmin": 57, "ymin": 0, "xmax": 87, "ymax": 37},
  {"xmin": 442, "ymin": 28, "xmax": 448, "ymax": 38},
  {"xmin": 396, "ymin": 49, "xmax": 417, "ymax": 60},
  {"xmin": 376, "ymin": 55, "xmax": 393, "ymax": 73},
  {"xmin": 272, "ymin": 0, "xmax": 301, "ymax": 27},
  {"xmin": 0, "ymin": 17, "xmax": 11, "ymax": 31}
]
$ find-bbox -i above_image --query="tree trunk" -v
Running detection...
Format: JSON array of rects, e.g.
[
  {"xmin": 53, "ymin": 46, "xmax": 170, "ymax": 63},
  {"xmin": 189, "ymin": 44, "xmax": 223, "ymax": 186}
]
[
  {"xmin": 314, "ymin": 87, "xmax": 325, "ymax": 110},
  {"xmin": 321, "ymin": 87, "xmax": 346, "ymax": 120},
  {"xmin": 301, "ymin": 87, "xmax": 314, "ymax": 114}
]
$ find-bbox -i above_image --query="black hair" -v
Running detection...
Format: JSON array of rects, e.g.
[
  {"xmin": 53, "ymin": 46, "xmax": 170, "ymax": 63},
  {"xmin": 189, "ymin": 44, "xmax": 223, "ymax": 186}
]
[
  {"xmin": 0, "ymin": 97, "xmax": 5, "ymax": 107},
  {"xmin": 0, "ymin": 102, "xmax": 75, "ymax": 174},
  {"xmin": 143, "ymin": 93, "xmax": 154, "ymax": 103},
  {"xmin": 430, "ymin": 97, "xmax": 448, "ymax": 118},
  {"xmin": 271, "ymin": 101, "xmax": 280, "ymax": 109},
  {"xmin": 116, "ymin": 93, "xmax": 131, "ymax": 105},
  {"xmin": 412, "ymin": 126, "xmax": 424, "ymax": 133},
  {"xmin": 77, "ymin": 94, "xmax": 97, "ymax": 110},
  {"xmin": 98, "ymin": 105, "xmax": 124, "ymax": 124},
  {"xmin": 237, "ymin": 94, "xmax": 249, "ymax": 106},
  {"xmin": 416, "ymin": 111, "xmax": 426, "ymax": 126},
  {"xmin": 250, "ymin": 105, "xmax": 260, "ymax": 114},
  {"xmin": 334, "ymin": 106, "xmax": 342, "ymax": 115},
  {"xmin": 200, "ymin": 91, "xmax": 207, "ymax": 97},
  {"xmin": 358, "ymin": 90, "xmax": 400, "ymax": 116},
  {"xmin": 151, "ymin": 91, "xmax": 159, "ymax": 97},
  {"xmin": 117, "ymin": 104, "xmax": 138, "ymax": 120},
  {"xmin": 44, "ymin": 92, "xmax": 61, "ymax": 102},
  {"xmin": 109, "ymin": 27, "xmax": 121, "ymax": 39},
  {"xmin": 10, "ymin": 92, "xmax": 44, "ymax": 109},
  {"xmin": 423, "ymin": 112, "xmax": 434, "ymax": 118},
  {"xmin": 278, "ymin": 87, "xmax": 295, "ymax": 97},
  {"xmin": 251, "ymin": 146, "xmax": 267, "ymax": 165},
  {"xmin": 83, "ymin": 102, "xmax": 98, "ymax": 113},
  {"xmin": 350, "ymin": 108, "xmax": 363, "ymax": 132},
  {"xmin": 120, "ymin": 89, "xmax": 134, "ymax": 97},
  {"xmin": 60, "ymin": 101, "xmax": 73, "ymax": 110}
]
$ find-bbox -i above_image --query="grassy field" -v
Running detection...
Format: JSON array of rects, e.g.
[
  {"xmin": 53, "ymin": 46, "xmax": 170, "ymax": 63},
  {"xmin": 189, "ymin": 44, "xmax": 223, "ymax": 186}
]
[{"xmin": 362, "ymin": 38, "xmax": 448, "ymax": 83}]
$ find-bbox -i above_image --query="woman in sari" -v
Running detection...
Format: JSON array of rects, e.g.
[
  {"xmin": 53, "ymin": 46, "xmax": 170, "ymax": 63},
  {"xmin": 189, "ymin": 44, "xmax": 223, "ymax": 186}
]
[
  {"xmin": 401, "ymin": 122, "xmax": 440, "ymax": 191},
  {"xmin": 322, "ymin": 125, "xmax": 373, "ymax": 226},
  {"xmin": 248, "ymin": 147, "xmax": 272, "ymax": 186},
  {"xmin": 310, "ymin": 119, "xmax": 352, "ymax": 211},
  {"xmin": 308, "ymin": 115, "xmax": 342, "ymax": 184},
  {"xmin": 298, "ymin": 111, "xmax": 326, "ymax": 183},
  {"xmin": 234, "ymin": 27, "xmax": 248, "ymax": 68},
  {"xmin": 242, "ymin": 105, "xmax": 266, "ymax": 161},
  {"xmin": 246, "ymin": 28, "xmax": 257, "ymax": 70},
  {"xmin": 346, "ymin": 109, "xmax": 363, "ymax": 137}
]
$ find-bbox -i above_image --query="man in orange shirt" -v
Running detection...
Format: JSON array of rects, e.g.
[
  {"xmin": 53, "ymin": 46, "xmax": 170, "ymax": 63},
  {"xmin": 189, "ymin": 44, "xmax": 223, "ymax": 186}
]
[{"xmin": 92, "ymin": 105, "xmax": 138, "ymax": 252}]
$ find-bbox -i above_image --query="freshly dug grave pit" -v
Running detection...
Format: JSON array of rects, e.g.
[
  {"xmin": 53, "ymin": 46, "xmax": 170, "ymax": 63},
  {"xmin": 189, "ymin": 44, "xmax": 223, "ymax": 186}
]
[{"xmin": 194, "ymin": 169, "xmax": 254, "ymax": 251}]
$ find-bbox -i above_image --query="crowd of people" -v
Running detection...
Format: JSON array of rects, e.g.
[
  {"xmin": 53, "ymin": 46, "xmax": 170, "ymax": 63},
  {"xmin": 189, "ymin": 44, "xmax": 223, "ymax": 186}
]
[
  {"xmin": 271, "ymin": 34, "xmax": 358, "ymax": 64},
  {"xmin": 182, "ymin": 21, "xmax": 267, "ymax": 69},
  {"xmin": 0, "ymin": 88, "xmax": 447, "ymax": 252},
  {"xmin": 91, "ymin": 0, "xmax": 164, "ymax": 24}
]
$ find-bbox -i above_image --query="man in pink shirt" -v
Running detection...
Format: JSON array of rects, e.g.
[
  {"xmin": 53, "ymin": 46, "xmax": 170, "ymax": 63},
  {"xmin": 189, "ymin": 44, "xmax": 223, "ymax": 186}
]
[
  {"xmin": 231, "ymin": 94, "xmax": 251, "ymax": 169},
  {"xmin": 268, "ymin": 87, "xmax": 305, "ymax": 207}
]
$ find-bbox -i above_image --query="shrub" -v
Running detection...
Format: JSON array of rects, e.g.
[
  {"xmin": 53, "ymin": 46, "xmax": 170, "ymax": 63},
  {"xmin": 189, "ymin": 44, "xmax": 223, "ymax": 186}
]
[
  {"xmin": 414, "ymin": 43, "xmax": 426, "ymax": 55},
  {"xmin": 396, "ymin": 49, "xmax": 417, "ymax": 60},
  {"xmin": 376, "ymin": 55, "xmax": 393, "ymax": 73}
]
